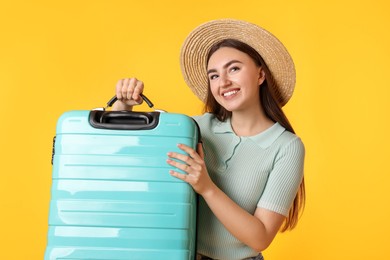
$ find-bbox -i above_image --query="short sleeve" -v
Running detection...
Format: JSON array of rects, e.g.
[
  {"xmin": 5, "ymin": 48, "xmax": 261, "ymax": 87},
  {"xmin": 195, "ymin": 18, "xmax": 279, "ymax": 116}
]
[{"xmin": 257, "ymin": 137, "xmax": 305, "ymax": 216}]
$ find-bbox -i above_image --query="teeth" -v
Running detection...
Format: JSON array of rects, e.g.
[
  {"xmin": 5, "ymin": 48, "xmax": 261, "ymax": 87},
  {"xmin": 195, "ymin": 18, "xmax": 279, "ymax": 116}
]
[{"xmin": 223, "ymin": 90, "xmax": 238, "ymax": 97}]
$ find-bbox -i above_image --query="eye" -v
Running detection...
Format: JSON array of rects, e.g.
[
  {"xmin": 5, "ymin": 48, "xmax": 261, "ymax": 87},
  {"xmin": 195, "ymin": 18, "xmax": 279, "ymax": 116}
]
[
  {"xmin": 209, "ymin": 74, "xmax": 219, "ymax": 80},
  {"xmin": 229, "ymin": 66, "xmax": 240, "ymax": 73}
]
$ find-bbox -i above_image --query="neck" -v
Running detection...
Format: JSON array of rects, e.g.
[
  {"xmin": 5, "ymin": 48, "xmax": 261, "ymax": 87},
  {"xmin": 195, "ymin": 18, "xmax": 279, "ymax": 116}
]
[{"xmin": 230, "ymin": 107, "xmax": 274, "ymax": 137}]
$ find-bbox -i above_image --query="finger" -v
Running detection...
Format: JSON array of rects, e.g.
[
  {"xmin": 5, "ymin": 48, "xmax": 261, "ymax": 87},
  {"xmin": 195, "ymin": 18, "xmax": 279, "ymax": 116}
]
[
  {"xmin": 197, "ymin": 143, "xmax": 204, "ymax": 159},
  {"xmin": 127, "ymin": 78, "xmax": 138, "ymax": 100},
  {"xmin": 167, "ymin": 151, "xmax": 193, "ymax": 166},
  {"xmin": 178, "ymin": 144, "xmax": 202, "ymax": 163},
  {"xmin": 121, "ymin": 78, "xmax": 131, "ymax": 99},
  {"xmin": 169, "ymin": 170, "xmax": 188, "ymax": 182},
  {"xmin": 116, "ymin": 79, "xmax": 124, "ymax": 100},
  {"xmin": 166, "ymin": 157, "xmax": 192, "ymax": 173},
  {"xmin": 132, "ymin": 80, "xmax": 144, "ymax": 103}
]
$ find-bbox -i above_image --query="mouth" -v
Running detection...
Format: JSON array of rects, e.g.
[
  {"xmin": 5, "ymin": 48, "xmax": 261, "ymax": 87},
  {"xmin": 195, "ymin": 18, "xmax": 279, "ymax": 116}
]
[{"xmin": 222, "ymin": 89, "xmax": 240, "ymax": 97}]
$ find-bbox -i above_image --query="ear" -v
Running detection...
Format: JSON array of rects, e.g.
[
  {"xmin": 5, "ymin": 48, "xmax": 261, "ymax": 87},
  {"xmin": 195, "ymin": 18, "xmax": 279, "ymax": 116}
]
[{"xmin": 258, "ymin": 68, "xmax": 266, "ymax": 85}]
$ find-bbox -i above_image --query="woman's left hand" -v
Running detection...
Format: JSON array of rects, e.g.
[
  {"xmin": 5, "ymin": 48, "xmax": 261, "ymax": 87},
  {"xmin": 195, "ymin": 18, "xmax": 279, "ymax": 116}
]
[{"xmin": 167, "ymin": 143, "xmax": 214, "ymax": 195}]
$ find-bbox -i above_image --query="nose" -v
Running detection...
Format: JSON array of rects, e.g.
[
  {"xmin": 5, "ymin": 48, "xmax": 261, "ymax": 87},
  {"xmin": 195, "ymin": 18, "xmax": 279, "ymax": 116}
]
[{"xmin": 219, "ymin": 73, "xmax": 232, "ymax": 88}]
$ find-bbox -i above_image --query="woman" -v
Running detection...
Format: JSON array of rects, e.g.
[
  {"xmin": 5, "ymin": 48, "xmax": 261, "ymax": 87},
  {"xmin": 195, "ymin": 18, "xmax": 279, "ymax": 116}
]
[{"xmin": 113, "ymin": 19, "xmax": 305, "ymax": 260}]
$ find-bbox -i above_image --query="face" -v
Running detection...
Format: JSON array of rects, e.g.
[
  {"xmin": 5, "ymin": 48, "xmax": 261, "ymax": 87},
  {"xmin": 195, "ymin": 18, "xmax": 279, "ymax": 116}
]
[{"xmin": 207, "ymin": 47, "xmax": 265, "ymax": 113}]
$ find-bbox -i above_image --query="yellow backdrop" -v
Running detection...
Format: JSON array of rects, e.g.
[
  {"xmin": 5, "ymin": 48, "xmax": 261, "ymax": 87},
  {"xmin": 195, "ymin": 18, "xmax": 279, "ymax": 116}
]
[{"xmin": 1, "ymin": 0, "xmax": 389, "ymax": 259}]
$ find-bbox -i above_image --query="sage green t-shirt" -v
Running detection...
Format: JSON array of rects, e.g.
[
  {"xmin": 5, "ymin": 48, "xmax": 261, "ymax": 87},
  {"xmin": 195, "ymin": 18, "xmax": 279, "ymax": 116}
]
[{"xmin": 193, "ymin": 113, "xmax": 305, "ymax": 260}]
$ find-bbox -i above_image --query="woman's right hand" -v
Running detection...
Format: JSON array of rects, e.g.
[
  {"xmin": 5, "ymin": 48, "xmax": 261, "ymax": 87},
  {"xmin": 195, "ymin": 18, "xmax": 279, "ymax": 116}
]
[{"xmin": 112, "ymin": 78, "xmax": 144, "ymax": 111}]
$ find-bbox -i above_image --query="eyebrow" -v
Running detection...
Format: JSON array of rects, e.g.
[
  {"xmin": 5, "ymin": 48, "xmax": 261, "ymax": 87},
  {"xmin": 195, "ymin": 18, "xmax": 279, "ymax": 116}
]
[{"xmin": 207, "ymin": 60, "xmax": 243, "ymax": 75}]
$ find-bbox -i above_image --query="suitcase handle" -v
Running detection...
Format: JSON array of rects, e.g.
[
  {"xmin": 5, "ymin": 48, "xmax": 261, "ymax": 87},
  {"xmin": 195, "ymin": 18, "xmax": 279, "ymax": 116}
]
[
  {"xmin": 89, "ymin": 94, "xmax": 160, "ymax": 130},
  {"xmin": 106, "ymin": 94, "xmax": 154, "ymax": 108},
  {"xmin": 89, "ymin": 110, "xmax": 160, "ymax": 130}
]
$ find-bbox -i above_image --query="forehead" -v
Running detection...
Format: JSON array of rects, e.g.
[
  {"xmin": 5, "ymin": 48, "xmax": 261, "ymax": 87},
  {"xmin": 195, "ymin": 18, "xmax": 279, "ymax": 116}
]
[{"xmin": 207, "ymin": 47, "xmax": 254, "ymax": 69}]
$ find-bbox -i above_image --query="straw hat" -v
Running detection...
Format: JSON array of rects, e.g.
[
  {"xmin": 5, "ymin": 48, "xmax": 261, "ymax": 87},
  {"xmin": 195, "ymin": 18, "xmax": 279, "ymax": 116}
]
[{"xmin": 180, "ymin": 19, "xmax": 296, "ymax": 106}]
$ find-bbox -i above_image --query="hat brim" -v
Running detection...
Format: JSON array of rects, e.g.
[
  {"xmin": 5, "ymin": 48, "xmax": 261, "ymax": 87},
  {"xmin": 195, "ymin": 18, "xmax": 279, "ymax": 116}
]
[{"xmin": 180, "ymin": 19, "xmax": 296, "ymax": 106}]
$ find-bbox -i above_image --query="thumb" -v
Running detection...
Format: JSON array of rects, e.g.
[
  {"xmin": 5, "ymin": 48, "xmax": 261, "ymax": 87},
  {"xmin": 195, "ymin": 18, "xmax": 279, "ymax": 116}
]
[{"xmin": 197, "ymin": 142, "xmax": 204, "ymax": 159}]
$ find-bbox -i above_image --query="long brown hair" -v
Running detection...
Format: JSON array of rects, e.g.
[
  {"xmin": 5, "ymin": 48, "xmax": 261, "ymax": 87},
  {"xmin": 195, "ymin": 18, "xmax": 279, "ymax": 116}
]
[{"xmin": 205, "ymin": 39, "xmax": 305, "ymax": 232}]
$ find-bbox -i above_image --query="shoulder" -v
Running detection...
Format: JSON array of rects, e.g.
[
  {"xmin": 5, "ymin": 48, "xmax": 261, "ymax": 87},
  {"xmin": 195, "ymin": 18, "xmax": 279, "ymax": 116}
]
[
  {"xmin": 260, "ymin": 123, "xmax": 305, "ymax": 162},
  {"xmin": 192, "ymin": 113, "xmax": 221, "ymax": 129},
  {"xmin": 279, "ymin": 131, "xmax": 305, "ymax": 152},
  {"xmin": 192, "ymin": 113, "xmax": 216, "ymax": 123},
  {"xmin": 278, "ymin": 130, "xmax": 304, "ymax": 149},
  {"xmin": 273, "ymin": 131, "xmax": 305, "ymax": 166}
]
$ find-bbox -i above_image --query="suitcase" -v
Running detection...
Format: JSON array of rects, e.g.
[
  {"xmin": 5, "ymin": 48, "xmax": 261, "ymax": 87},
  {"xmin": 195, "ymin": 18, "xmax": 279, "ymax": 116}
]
[{"xmin": 45, "ymin": 97, "xmax": 199, "ymax": 260}]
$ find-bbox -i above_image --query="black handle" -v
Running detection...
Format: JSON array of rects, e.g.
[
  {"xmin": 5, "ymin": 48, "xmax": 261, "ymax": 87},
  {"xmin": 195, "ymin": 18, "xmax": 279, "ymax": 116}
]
[
  {"xmin": 107, "ymin": 94, "xmax": 154, "ymax": 108},
  {"xmin": 89, "ymin": 110, "xmax": 160, "ymax": 130}
]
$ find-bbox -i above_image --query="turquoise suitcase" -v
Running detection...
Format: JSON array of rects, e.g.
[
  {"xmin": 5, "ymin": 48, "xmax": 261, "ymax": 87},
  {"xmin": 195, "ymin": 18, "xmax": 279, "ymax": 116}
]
[{"xmin": 45, "ymin": 105, "xmax": 199, "ymax": 260}]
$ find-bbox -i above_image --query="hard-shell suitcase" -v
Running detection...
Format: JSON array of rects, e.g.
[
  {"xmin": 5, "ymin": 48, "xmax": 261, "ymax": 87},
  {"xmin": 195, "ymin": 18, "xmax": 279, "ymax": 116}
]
[{"xmin": 45, "ymin": 97, "xmax": 199, "ymax": 260}]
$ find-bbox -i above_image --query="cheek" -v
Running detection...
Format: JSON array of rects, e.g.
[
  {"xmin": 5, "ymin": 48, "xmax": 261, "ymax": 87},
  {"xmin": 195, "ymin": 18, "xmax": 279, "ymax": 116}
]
[{"xmin": 209, "ymin": 82, "xmax": 219, "ymax": 97}]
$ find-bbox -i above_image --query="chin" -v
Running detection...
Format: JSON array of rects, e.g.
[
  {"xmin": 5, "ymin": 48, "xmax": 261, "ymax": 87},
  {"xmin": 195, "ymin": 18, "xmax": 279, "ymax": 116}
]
[
  {"xmin": 221, "ymin": 105, "xmax": 238, "ymax": 113},
  {"xmin": 216, "ymin": 99, "xmax": 242, "ymax": 112}
]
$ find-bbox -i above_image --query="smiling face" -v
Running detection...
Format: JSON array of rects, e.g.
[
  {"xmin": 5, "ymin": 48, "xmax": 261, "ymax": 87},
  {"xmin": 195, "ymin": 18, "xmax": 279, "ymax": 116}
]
[{"xmin": 206, "ymin": 47, "xmax": 265, "ymax": 113}]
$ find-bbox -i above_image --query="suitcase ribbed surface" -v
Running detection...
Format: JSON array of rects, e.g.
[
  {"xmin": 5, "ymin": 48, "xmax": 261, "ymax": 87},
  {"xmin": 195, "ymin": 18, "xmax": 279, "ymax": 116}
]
[{"xmin": 45, "ymin": 111, "xmax": 198, "ymax": 260}]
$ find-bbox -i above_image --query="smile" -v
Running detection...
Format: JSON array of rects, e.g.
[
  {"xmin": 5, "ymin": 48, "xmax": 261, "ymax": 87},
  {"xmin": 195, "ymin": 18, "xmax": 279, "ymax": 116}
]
[{"xmin": 223, "ymin": 90, "xmax": 239, "ymax": 97}]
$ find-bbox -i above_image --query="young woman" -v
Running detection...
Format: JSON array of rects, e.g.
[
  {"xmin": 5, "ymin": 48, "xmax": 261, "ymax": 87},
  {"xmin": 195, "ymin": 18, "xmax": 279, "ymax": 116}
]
[{"xmin": 113, "ymin": 19, "xmax": 305, "ymax": 260}]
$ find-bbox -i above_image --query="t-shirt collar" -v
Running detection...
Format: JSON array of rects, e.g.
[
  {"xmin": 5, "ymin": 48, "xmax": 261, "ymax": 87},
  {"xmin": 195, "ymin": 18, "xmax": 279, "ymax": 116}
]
[{"xmin": 213, "ymin": 118, "xmax": 286, "ymax": 149}]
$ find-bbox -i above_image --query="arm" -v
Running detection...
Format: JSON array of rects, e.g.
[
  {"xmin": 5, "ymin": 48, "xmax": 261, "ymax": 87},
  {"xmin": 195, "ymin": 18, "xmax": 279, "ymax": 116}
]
[
  {"xmin": 111, "ymin": 78, "xmax": 144, "ymax": 111},
  {"xmin": 167, "ymin": 143, "xmax": 288, "ymax": 252},
  {"xmin": 201, "ymin": 181, "xmax": 286, "ymax": 252}
]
